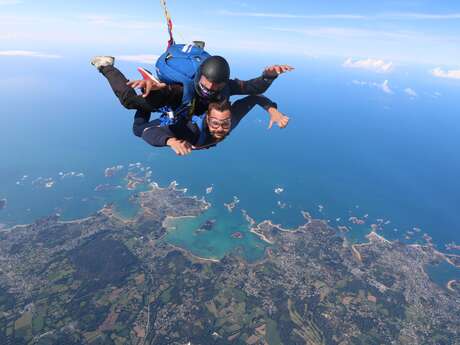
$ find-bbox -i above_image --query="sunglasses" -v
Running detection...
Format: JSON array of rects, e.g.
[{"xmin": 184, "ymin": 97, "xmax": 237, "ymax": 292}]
[{"xmin": 207, "ymin": 117, "xmax": 231, "ymax": 129}]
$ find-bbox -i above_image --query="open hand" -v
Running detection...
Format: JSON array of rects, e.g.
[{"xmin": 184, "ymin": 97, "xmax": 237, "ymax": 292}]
[
  {"xmin": 263, "ymin": 64, "xmax": 294, "ymax": 78},
  {"xmin": 166, "ymin": 138, "xmax": 193, "ymax": 156},
  {"xmin": 127, "ymin": 79, "xmax": 166, "ymax": 98},
  {"xmin": 268, "ymin": 108, "xmax": 290, "ymax": 129}
]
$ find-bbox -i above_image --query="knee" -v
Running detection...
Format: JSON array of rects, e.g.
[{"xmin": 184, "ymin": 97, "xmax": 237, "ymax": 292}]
[
  {"xmin": 120, "ymin": 93, "xmax": 137, "ymax": 110},
  {"xmin": 132, "ymin": 125, "xmax": 143, "ymax": 138},
  {"xmin": 121, "ymin": 94, "xmax": 153, "ymax": 113}
]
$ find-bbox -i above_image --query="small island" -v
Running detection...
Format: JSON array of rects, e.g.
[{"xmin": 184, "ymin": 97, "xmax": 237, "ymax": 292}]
[
  {"xmin": 447, "ymin": 280, "xmax": 459, "ymax": 293},
  {"xmin": 94, "ymin": 183, "xmax": 122, "ymax": 192},
  {"xmin": 104, "ymin": 164, "xmax": 124, "ymax": 177},
  {"xmin": 194, "ymin": 219, "xmax": 216, "ymax": 233},
  {"xmin": 231, "ymin": 231, "xmax": 244, "ymax": 239},
  {"xmin": 224, "ymin": 196, "xmax": 240, "ymax": 212},
  {"xmin": 199, "ymin": 219, "xmax": 216, "ymax": 231}
]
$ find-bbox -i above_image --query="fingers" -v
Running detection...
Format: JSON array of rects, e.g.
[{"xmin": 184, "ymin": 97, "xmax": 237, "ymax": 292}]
[
  {"xmin": 268, "ymin": 119, "xmax": 274, "ymax": 129},
  {"xmin": 142, "ymin": 81, "xmax": 167, "ymax": 97},
  {"xmin": 264, "ymin": 66, "xmax": 278, "ymax": 75},
  {"xmin": 171, "ymin": 141, "xmax": 192, "ymax": 156},
  {"xmin": 183, "ymin": 142, "xmax": 192, "ymax": 155},
  {"xmin": 265, "ymin": 64, "xmax": 295, "ymax": 75},
  {"xmin": 127, "ymin": 79, "xmax": 166, "ymax": 96},
  {"xmin": 174, "ymin": 147, "xmax": 187, "ymax": 156},
  {"xmin": 178, "ymin": 145, "xmax": 192, "ymax": 155},
  {"xmin": 279, "ymin": 116, "xmax": 290, "ymax": 128},
  {"xmin": 127, "ymin": 80, "xmax": 145, "ymax": 90},
  {"xmin": 143, "ymin": 82, "xmax": 152, "ymax": 98},
  {"xmin": 274, "ymin": 65, "xmax": 294, "ymax": 74},
  {"xmin": 280, "ymin": 65, "xmax": 294, "ymax": 73},
  {"xmin": 270, "ymin": 114, "xmax": 290, "ymax": 129},
  {"xmin": 270, "ymin": 66, "xmax": 279, "ymax": 75}
]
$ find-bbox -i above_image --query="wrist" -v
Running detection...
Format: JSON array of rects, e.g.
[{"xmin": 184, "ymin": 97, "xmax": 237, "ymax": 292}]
[
  {"xmin": 268, "ymin": 107, "xmax": 278, "ymax": 114},
  {"xmin": 166, "ymin": 137, "xmax": 176, "ymax": 146}
]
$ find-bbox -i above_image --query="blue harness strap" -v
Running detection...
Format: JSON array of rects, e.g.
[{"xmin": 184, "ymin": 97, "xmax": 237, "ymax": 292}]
[{"xmin": 156, "ymin": 98, "xmax": 196, "ymax": 127}]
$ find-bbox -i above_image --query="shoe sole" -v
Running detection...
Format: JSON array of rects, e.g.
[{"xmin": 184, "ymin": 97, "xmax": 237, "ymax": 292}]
[{"xmin": 91, "ymin": 57, "xmax": 114, "ymax": 67}]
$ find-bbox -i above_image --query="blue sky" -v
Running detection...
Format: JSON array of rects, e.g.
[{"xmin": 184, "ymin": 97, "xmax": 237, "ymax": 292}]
[{"xmin": 1, "ymin": 0, "xmax": 460, "ymax": 68}]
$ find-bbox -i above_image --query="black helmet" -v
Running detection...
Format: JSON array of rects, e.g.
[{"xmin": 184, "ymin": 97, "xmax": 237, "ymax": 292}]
[
  {"xmin": 199, "ymin": 56, "xmax": 230, "ymax": 83},
  {"xmin": 194, "ymin": 56, "xmax": 230, "ymax": 99}
]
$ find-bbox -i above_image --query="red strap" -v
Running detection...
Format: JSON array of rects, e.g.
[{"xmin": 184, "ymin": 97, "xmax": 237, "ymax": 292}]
[{"xmin": 160, "ymin": 0, "xmax": 175, "ymax": 48}]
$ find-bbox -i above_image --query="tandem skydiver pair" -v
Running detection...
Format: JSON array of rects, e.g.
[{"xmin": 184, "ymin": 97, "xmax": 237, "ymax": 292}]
[{"xmin": 91, "ymin": 52, "xmax": 293, "ymax": 155}]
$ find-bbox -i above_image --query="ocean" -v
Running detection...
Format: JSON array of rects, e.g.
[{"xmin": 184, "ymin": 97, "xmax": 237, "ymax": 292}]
[{"xmin": 1, "ymin": 55, "xmax": 459, "ymax": 280}]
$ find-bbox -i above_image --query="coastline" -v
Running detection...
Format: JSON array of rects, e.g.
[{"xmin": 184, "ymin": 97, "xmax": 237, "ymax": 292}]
[
  {"xmin": 3, "ymin": 184, "xmax": 460, "ymax": 275},
  {"xmin": 242, "ymin": 208, "xmax": 460, "ymax": 274},
  {"xmin": 167, "ymin": 242, "xmax": 220, "ymax": 263},
  {"xmin": 447, "ymin": 280, "xmax": 457, "ymax": 292}
]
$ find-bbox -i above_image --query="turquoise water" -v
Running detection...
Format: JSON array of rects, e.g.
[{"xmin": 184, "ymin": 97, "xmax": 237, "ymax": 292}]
[
  {"xmin": 425, "ymin": 261, "xmax": 460, "ymax": 288},
  {"xmin": 163, "ymin": 205, "xmax": 269, "ymax": 262},
  {"xmin": 1, "ymin": 56, "xmax": 460, "ymax": 264}
]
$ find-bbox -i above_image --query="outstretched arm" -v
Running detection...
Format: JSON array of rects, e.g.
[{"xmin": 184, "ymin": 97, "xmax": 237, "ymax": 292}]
[
  {"xmin": 133, "ymin": 110, "xmax": 196, "ymax": 156},
  {"xmin": 231, "ymin": 95, "xmax": 289, "ymax": 129},
  {"xmin": 228, "ymin": 64, "xmax": 294, "ymax": 96}
]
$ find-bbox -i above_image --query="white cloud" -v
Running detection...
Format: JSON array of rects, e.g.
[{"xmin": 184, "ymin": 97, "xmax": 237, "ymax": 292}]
[
  {"xmin": 343, "ymin": 57, "xmax": 393, "ymax": 73},
  {"xmin": 218, "ymin": 10, "xmax": 366, "ymax": 20},
  {"xmin": 0, "ymin": 32, "xmax": 17, "ymax": 39},
  {"xmin": 264, "ymin": 26, "xmax": 425, "ymax": 47},
  {"xmin": 0, "ymin": 50, "xmax": 62, "ymax": 58},
  {"xmin": 82, "ymin": 14, "xmax": 162, "ymax": 30},
  {"xmin": 2, "ymin": 10, "xmax": 459, "ymax": 66},
  {"xmin": 404, "ymin": 88, "xmax": 418, "ymax": 97},
  {"xmin": 0, "ymin": 14, "xmax": 167, "ymax": 53},
  {"xmin": 117, "ymin": 54, "xmax": 160, "ymax": 64},
  {"xmin": 351, "ymin": 80, "xmax": 368, "ymax": 86},
  {"xmin": 381, "ymin": 80, "xmax": 393, "ymax": 94},
  {"xmin": 431, "ymin": 67, "xmax": 460, "ymax": 80},
  {"xmin": 352, "ymin": 79, "xmax": 393, "ymax": 94},
  {"xmin": 385, "ymin": 12, "xmax": 460, "ymax": 20},
  {"xmin": 219, "ymin": 10, "xmax": 460, "ymax": 21},
  {"xmin": 0, "ymin": 0, "xmax": 22, "ymax": 5}
]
